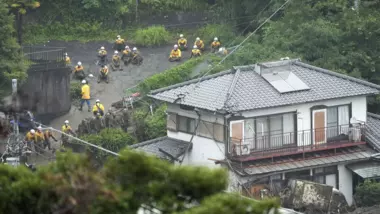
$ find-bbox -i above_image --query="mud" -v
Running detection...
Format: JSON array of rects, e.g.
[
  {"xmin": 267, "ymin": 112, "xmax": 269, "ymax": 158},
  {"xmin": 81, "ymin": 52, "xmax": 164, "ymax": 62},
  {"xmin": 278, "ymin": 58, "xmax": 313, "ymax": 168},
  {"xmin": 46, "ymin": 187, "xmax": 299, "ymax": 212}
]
[
  {"xmin": 348, "ymin": 206, "xmax": 380, "ymax": 214},
  {"xmin": 43, "ymin": 40, "xmax": 191, "ymax": 130}
]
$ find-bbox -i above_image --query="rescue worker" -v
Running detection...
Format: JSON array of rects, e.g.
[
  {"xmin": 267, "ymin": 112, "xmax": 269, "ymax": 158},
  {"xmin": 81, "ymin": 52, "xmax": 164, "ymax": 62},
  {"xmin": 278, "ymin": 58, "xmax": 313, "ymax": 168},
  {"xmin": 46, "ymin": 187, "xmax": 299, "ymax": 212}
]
[
  {"xmin": 98, "ymin": 46, "xmax": 108, "ymax": 66},
  {"xmin": 98, "ymin": 65, "xmax": 109, "ymax": 83},
  {"xmin": 44, "ymin": 127, "xmax": 58, "ymax": 150},
  {"xmin": 194, "ymin": 37, "xmax": 205, "ymax": 52},
  {"xmin": 92, "ymin": 99, "xmax": 105, "ymax": 118},
  {"xmin": 190, "ymin": 45, "xmax": 201, "ymax": 58},
  {"xmin": 211, "ymin": 37, "xmax": 221, "ymax": 53},
  {"xmin": 169, "ymin": 44, "xmax": 182, "ymax": 62},
  {"xmin": 113, "ymin": 35, "xmax": 125, "ymax": 52},
  {"xmin": 61, "ymin": 120, "xmax": 75, "ymax": 147},
  {"xmin": 80, "ymin": 80, "xmax": 91, "ymax": 112},
  {"xmin": 131, "ymin": 47, "xmax": 143, "ymax": 65},
  {"xmin": 35, "ymin": 126, "xmax": 45, "ymax": 153},
  {"xmin": 122, "ymin": 46, "xmax": 133, "ymax": 66},
  {"xmin": 64, "ymin": 53, "xmax": 71, "ymax": 65},
  {"xmin": 73, "ymin": 61, "xmax": 85, "ymax": 80},
  {"xmin": 24, "ymin": 129, "xmax": 36, "ymax": 150},
  {"xmin": 177, "ymin": 34, "xmax": 187, "ymax": 50},
  {"xmin": 111, "ymin": 51, "xmax": 123, "ymax": 71}
]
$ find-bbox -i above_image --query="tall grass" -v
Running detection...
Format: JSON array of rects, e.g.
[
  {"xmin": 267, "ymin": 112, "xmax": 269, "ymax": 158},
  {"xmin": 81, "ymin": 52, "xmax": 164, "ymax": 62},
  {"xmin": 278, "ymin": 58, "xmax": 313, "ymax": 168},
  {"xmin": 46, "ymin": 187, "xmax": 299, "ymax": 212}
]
[{"xmin": 132, "ymin": 26, "xmax": 171, "ymax": 47}]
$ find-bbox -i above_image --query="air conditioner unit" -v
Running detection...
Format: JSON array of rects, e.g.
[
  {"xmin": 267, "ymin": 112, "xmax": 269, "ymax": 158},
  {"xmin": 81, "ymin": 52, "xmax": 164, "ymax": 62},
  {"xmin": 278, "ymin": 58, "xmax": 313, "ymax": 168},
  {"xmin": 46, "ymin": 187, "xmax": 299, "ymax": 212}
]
[{"xmin": 235, "ymin": 142, "xmax": 250, "ymax": 156}]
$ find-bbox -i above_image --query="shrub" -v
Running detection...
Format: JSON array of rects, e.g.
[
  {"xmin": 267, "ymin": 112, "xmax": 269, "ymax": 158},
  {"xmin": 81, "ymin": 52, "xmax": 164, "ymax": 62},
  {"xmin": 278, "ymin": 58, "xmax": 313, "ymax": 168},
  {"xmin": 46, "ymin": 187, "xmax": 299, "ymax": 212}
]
[
  {"xmin": 70, "ymin": 82, "xmax": 82, "ymax": 100},
  {"xmin": 80, "ymin": 128, "xmax": 137, "ymax": 164},
  {"xmin": 132, "ymin": 26, "xmax": 171, "ymax": 47},
  {"xmin": 138, "ymin": 56, "xmax": 204, "ymax": 94},
  {"xmin": 355, "ymin": 180, "xmax": 380, "ymax": 207},
  {"xmin": 196, "ymin": 24, "xmax": 237, "ymax": 47},
  {"xmin": 144, "ymin": 104, "xmax": 167, "ymax": 140}
]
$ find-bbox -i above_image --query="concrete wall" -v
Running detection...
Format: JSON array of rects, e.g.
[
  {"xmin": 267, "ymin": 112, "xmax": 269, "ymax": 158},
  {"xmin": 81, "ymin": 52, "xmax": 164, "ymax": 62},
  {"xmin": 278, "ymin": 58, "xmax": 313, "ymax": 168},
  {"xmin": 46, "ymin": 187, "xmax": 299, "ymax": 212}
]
[
  {"xmin": 338, "ymin": 164, "xmax": 354, "ymax": 206},
  {"xmin": 21, "ymin": 64, "xmax": 71, "ymax": 123}
]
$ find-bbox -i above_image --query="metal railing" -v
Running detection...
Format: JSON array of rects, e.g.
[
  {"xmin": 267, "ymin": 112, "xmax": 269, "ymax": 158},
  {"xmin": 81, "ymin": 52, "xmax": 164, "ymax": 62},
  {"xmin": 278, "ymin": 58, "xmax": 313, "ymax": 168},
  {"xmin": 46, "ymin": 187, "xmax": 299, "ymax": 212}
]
[
  {"xmin": 229, "ymin": 124, "xmax": 364, "ymax": 156},
  {"xmin": 22, "ymin": 46, "xmax": 66, "ymax": 65}
]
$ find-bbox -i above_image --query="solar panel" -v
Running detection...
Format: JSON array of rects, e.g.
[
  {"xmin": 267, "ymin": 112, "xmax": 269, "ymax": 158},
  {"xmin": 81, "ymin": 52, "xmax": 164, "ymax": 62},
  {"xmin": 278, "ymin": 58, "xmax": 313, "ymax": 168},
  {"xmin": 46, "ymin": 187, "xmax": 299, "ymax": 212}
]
[{"xmin": 262, "ymin": 71, "xmax": 310, "ymax": 93}]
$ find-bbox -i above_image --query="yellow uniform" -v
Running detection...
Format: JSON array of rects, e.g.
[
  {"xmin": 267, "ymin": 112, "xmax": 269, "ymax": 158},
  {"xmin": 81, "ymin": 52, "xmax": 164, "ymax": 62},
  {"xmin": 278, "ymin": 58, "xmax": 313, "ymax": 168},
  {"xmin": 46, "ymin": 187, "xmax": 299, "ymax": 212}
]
[
  {"xmin": 65, "ymin": 56, "xmax": 71, "ymax": 64},
  {"xmin": 98, "ymin": 50, "xmax": 107, "ymax": 56},
  {"xmin": 115, "ymin": 38, "xmax": 125, "ymax": 44},
  {"xmin": 211, "ymin": 41, "xmax": 221, "ymax": 48},
  {"xmin": 74, "ymin": 65, "xmax": 84, "ymax": 73},
  {"xmin": 112, "ymin": 55, "xmax": 121, "ymax": 62},
  {"xmin": 194, "ymin": 40, "xmax": 204, "ymax": 49},
  {"xmin": 61, "ymin": 125, "xmax": 72, "ymax": 133},
  {"xmin": 191, "ymin": 48, "xmax": 201, "ymax": 56},
  {"xmin": 178, "ymin": 38, "xmax": 187, "ymax": 46},
  {"xmin": 25, "ymin": 132, "xmax": 35, "ymax": 141},
  {"xmin": 35, "ymin": 131, "xmax": 45, "ymax": 142},
  {"xmin": 170, "ymin": 49, "xmax": 182, "ymax": 58},
  {"xmin": 101, "ymin": 68, "xmax": 109, "ymax": 75},
  {"xmin": 123, "ymin": 50, "xmax": 130, "ymax": 56},
  {"xmin": 81, "ymin": 84, "xmax": 90, "ymax": 99},
  {"xmin": 92, "ymin": 103, "xmax": 105, "ymax": 117}
]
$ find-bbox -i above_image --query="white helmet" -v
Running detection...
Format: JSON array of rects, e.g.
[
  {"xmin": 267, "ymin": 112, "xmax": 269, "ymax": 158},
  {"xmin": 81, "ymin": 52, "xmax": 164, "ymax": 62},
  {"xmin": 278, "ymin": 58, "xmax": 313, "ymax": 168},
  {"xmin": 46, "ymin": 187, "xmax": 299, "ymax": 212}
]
[
  {"xmin": 96, "ymin": 99, "xmax": 100, "ymax": 103},
  {"xmin": 37, "ymin": 126, "xmax": 42, "ymax": 131},
  {"xmin": 82, "ymin": 80, "xmax": 86, "ymax": 84},
  {"xmin": 64, "ymin": 120, "xmax": 69, "ymax": 124},
  {"xmin": 214, "ymin": 37, "xmax": 218, "ymax": 41},
  {"xmin": 30, "ymin": 129, "xmax": 35, "ymax": 134},
  {"xmin": 114, "ymin": 51, "xmax": 118, "ymax": 54},
  {"xmin": 133, "ymin": 47, "xmax": 137, "ymax": 51},
  {"xmin": 104, "ymin": 65, "xmax": 108, "ymax": 69},
  {"xmin": 219, "ymin": 47, "xmax": 223, "ymax": 52},
  {"xmin": 196, "ymin": 37, "xmax": 200, "ymax": 41},
  {"xmin": 77, "ymin": 61, "xmax": 82, "ymax": 66},
  {"xmin": 64, "ymin": 53, "xmax": 68, "ymax": 56},
  {"xmin": 117, "ymin": 35, "xmax": 120, "ymax": 38},
  {"xmin": 174, "ymin": 44, "xmax": 178, "ymax": 48},
  {"xmin": 100, "ymin": 46, "xmax": 105, "ymax": 50},
  {"xmin": 193, "ymin": 45, "xmax": 197, "ymax": 49},
  {"xmin": 180, "ymin": 34, "xmax": 183, "ymax": 38},
  {"xmin": 125, "ymin": 45, "xmax": 129, "ymax": 49}
]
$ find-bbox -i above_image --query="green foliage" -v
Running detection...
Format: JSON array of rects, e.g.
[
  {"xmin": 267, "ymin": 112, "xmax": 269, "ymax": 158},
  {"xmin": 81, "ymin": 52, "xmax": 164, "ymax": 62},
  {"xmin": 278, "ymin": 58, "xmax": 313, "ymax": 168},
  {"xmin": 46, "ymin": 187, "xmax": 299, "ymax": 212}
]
[
  {"xmin": 138, "ymin": 56, "xmax": 204, "ymax": 94},
  {"xmin": 132, "ymin": 26, "xmax": 171, "ymax": 47},
  {"xmin": 80, "ymin": 128, "xmax": 137, "ymax": 164},
  {"xmin": 0, "ymin": 0, "xmax": 28, "ymax": 85},
  {"xmin": 70, "ymin": 81, "xmax": 82, "ymax": 100},
  {"xmin": 144, "ymin": 104, "xmax": 167, "ymax": 139},
  {"xmin": 0, "ymin": 150, "xmax": 280, "ymax": 213},
  {"xmin": 196, "ymin": 24, "xmax": 238, "ymax": 46},
  {"xmin": 355, "ymin": 180, "xmax": 380, "ymax": 207}
]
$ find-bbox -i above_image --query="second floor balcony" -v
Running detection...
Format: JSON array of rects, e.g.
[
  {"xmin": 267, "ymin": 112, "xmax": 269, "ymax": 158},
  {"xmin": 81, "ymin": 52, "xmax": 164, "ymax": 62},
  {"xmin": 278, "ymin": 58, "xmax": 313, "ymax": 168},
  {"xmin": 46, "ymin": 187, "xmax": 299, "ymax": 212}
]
[{"xmin": 228, "ymin": 124, "xmax": 366, "ymax": 161}]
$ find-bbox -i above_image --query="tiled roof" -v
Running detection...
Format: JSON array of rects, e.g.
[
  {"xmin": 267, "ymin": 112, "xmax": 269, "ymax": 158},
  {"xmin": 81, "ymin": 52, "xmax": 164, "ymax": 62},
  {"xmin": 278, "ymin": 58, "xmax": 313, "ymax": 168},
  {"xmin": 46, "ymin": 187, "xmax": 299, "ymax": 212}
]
[
  {"xmin": 130, "ymin": 136, "xmax": 191, "ymax": 162},
  {"xmin": 149, "ymin": 59, "xmax": 380, "ymax": 112},
  {"xmin": 235, "ymin": 146, "xmax": 375, "ymax": 176},
  {"xmin": 366, "ymin": 112, "xmax": 380, "ymax": 151},
  {"xmin": 347, "ymin": 161, "xmax": 380, "ymax": 179}
]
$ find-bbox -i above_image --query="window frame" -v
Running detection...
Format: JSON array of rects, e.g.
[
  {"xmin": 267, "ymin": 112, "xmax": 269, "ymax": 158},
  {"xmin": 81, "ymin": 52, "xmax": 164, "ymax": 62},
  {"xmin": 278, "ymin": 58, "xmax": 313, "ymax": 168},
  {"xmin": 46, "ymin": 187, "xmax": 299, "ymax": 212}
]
[{"xmin": 177, "ymin": 115, "xmax": 196, "ymax": 134}]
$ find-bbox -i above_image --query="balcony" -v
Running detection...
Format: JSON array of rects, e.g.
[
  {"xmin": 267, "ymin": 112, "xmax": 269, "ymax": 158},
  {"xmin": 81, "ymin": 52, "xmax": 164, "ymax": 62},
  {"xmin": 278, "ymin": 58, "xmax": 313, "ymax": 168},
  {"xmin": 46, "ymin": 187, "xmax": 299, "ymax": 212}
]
[{"xmin": 228, "ymin": 124, "xmax": 366, "ymax": 161}]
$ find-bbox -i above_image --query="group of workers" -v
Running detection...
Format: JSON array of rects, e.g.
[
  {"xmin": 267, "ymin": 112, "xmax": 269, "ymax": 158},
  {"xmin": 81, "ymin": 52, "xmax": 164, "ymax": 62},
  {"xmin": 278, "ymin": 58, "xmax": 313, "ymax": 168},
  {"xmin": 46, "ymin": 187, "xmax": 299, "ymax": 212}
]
[
  {"xmin": 24, "ymin": 126, "xmax": 58, "ymax": 152},
  {"xmin": 169, "ymin": 34, "xmax": 226, "ymax": 61}
]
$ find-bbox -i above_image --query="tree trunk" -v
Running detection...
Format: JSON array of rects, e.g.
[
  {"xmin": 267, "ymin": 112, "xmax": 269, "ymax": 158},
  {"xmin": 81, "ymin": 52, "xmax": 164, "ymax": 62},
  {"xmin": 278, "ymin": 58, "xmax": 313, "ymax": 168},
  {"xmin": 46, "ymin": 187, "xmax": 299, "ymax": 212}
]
[{"xmin": 16, "ymin": 12, "xmax": 23, "ymax": 45}]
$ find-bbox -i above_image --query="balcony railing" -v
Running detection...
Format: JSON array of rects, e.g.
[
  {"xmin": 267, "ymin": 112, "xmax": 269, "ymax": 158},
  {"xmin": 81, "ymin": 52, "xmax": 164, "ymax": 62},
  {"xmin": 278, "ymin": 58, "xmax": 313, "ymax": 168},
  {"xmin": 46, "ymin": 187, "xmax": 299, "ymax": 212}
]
[{"xmin": 229, "ymin": 124, "xmax": 365, "ymax": 158}]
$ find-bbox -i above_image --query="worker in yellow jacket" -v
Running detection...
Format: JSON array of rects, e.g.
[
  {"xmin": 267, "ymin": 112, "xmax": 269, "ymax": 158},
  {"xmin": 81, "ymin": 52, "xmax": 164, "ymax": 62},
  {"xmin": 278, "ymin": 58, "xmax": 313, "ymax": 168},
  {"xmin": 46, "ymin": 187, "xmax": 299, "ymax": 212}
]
[
  {"xmin": 61, "ymin": 120, "xmax": 75, "ymax": 147},
  {"xmin": 211, "ymin": 37, "xmax": 221, "ymax": 53},
  {"xmin": 169, "ymin": 44, "xmax": 182, "ymax": 62},
  {"xmin": 92, "ymin": 99, "xmax": 105, "ymax": 118},
  {"xmin": 64, "ymin": 53, "xmax": 71, "ymax": 66},
  {"xmin": 24, "ymin": 129, "xmax": 36, "ymax": 149},
  {"xmin": 190, "ymin": 45, "xmax": 201, "ymax": 58},
  {"xmin": 80, "ymin": 80, "xmax": 91, "ymax": 112},
  {"xmin": 194, "ymin": 37, "xmax": 205, "ymax": 52},
  {"xmin": 113, "ymin": 35, "xmax": 125, "ymax": 52},
  {"xmin": 178, "ymin": 34, "xmax": 187, "ymax": 50}
]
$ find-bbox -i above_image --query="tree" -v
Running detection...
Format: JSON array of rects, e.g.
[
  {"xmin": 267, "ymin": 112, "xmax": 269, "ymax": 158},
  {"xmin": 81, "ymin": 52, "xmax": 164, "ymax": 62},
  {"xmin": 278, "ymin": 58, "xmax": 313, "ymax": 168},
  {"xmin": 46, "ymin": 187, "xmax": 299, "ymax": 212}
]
[
  {"xmin": 0, "ymin": 0, "xmax": 28, "ymax": 93},
  {"xmin": 80, "ymin": 128, "xmax": 137, "ymax": 165},
  {"xmin": 0, "ymin": 150, "xmax": 280, "ymax": 213},
  {"xmin": 6, "ymin": 0, "xmax": 40, "ymax": 45}
]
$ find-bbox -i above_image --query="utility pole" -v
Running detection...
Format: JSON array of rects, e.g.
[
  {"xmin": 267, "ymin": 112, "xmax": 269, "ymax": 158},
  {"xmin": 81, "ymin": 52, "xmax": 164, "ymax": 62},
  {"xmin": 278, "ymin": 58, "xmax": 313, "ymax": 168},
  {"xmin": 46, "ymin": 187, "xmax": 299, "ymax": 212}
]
[{"xmin": 11, "ymin": 79, "xmax": 19, "ymax": 135}]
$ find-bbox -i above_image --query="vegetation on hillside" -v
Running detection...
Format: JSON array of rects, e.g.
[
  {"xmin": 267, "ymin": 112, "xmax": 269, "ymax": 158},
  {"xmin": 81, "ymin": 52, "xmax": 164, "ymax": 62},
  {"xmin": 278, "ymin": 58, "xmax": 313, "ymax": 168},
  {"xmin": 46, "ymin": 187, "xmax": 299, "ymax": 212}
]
[{"xmin": 0, "ymin": 150, "xmax": 280, "ymax": 213}]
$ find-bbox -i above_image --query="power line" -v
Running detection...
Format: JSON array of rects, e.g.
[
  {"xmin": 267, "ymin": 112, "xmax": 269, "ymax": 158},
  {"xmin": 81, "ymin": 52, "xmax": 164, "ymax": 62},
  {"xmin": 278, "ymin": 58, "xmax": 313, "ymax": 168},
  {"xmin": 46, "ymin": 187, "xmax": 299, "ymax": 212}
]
[{"xmin": 191, "ymin": 0, "xmax": 291, "ymax": 92}]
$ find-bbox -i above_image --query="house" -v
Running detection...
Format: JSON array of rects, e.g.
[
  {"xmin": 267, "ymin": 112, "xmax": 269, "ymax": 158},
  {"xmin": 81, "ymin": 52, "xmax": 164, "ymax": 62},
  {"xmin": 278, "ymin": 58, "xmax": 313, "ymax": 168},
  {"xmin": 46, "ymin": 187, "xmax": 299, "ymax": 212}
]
[{"xmin": 132, "ymin": 58, "xmax": 380, "ymax": 206}]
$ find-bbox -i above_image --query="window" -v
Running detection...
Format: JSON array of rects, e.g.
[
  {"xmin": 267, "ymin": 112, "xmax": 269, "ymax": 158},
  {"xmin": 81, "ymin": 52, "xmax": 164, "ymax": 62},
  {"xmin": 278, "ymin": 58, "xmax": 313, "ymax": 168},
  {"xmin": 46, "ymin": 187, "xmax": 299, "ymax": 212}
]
[
  {"xmin": 167, "ymin": 113, "xmax": 177, "ymax": 131},
  {"xmin": 213, "ymin": 123, "xmax": 224, "ymax": 142},
  {"xmin": 326, "ymin": 105, "xmax": 350, "ymax": 138},
  {"xmin": 198, "ymin": 120, "xmax": 214, "ymax": 138},
  {"xmin": 255, "ymin": 113, "xmax": 296, "ymax": 149},
  {"xmin": 178, "ymin": 116, "xmax": 196, "ymax": 133}
]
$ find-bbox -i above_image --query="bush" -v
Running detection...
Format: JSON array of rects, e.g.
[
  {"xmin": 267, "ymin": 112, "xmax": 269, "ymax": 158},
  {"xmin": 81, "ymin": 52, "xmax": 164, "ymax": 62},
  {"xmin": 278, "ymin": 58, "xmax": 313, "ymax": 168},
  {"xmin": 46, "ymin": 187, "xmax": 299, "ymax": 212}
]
[
  {"xmin": 144, "ymin": 104, "xmax": 167, "ymax": 140},
  {"xmin": 195, "ymin": 24, "xmax": 237, "ymax": 47},
  {"xmin": 138, "ymin": 56, "xmax": 204, "ymax": 94},
  {"xmin": 132, "ymin": 26, "xmax": 171, "ymax": 47},
  {"xmin": 355, "ymin": 180, "xmax": 380, "ymax": 207},
  {"xmin": 80, "ymin": 128, "xmax": 137, "ymax": 164},
  {"xmin": 70, "ymin": 82, "xmax": 82, "ymax": 100}
]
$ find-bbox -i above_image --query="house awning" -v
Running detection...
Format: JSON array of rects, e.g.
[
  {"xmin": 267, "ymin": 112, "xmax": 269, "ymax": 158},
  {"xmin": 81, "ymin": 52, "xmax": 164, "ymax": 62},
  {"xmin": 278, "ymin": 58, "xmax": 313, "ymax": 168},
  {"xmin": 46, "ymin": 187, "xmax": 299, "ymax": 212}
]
[{"xmin": 347, "ymin": 161, "xmax": 380, "ymax": 179}]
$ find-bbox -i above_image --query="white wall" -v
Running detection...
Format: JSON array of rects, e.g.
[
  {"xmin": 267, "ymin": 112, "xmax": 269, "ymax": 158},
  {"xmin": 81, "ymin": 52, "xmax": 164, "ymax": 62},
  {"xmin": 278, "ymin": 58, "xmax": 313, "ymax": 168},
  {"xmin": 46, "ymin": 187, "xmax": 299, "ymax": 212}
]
[
  {"xmin": 167, "ymin": 103, "xmax": 224, "ymax": 124},
  {"xmin": 168, "ymin": 130, "xmax": 224, "ymax": 168},
  {"xmin": 338, "ymin": 164, "xmax": 353, "ymax": 206}
]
